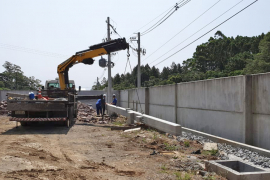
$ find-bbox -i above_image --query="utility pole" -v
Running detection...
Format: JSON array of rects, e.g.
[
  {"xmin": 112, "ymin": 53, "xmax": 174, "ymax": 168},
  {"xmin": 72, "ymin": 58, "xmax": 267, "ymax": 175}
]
[
  {"xmin": 137, "ymin": 32, "xmax": 141, "ymax": 88},
  {"xmin": 107, "ymin": 17, "xmax": 112, "ymax": 103}
]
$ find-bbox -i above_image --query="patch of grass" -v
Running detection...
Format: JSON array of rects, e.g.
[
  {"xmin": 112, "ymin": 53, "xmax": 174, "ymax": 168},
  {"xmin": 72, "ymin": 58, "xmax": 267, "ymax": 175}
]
[
  {"xmin": 172, "ymin": 156, "xmax": 178, "ymax": 159},
  {"xmin": 174, "ymin": 172, "xmax": 182, "ymax": 180},
  {"xmin": 184, "ymin": 141, "xmax": 190, "ymax": 147},
  {"xmin": 153, "ymin": 133, "xmax": 157, "ymax": 140},
  {"xmin": 164, "ymin": 142, "xmax": 178, "ymax": 151},
  {"xmin": 174, "ymin": 172, "xmax": 192, "ymax": 180},
  {"xmin": 210, "ymin": 149, "xmax": 218, "ymax": 156},
  {"xmin": 160, "ymin": 164, "xmax": 168, "ymax": 173},
  {"xmin": 120, "ymin": 133, "xmax": 131, "ymax": 138},
  {"xmin": 142, "ymin": 138, "xmax": 146, "ymax": 143},
  {"xmin": 202, "ymin": 149, "xmax": 218, "ymax": 156},
  {"xmin": 203, "ymin": 176, "xmax": 216, "ymax": 180},
  {"xmin": 161, "ymin": 164, "xmax": 167, "ymax": 171},
  {"xmin": 184, "ymin": 173, "xmax": 191, "ymax": 180},
  {"xmin": 113, "ymin": 121, "xmax": 124, "ymax": 126}
]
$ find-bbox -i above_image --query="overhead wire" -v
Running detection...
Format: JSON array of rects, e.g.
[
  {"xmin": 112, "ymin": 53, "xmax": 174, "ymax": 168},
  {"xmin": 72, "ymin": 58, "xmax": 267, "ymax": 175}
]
[
  {"xmin": 141, "ymin": 0, "xmax": 191, "ymax": 36},
  {"xmin": 142, "ymin": 0, "xmax": 222, "ymax": 63},
  {"xmin": 153, "ymin": 0, "xmax": 259, "ymax": 67},
  {"xmin": 149, "ymin": 0, "xmax": 244, "ymax": 65},
  {"xmin": 131, "ymin": 0, "xmax": 186, "ymax": 36},
  {"xmin": 140, "ymin": 0, "xmax": 185, "ymax": 36},
  {"xmin": 0, "ymin": 43, "xmax": 68, "ymax": 59}
]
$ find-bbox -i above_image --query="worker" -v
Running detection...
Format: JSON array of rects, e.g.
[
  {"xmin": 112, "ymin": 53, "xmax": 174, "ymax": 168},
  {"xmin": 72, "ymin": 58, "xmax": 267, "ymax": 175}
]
[
  {"xmin": 111, "ymin": 94, "xmax": 117, "ymax": 105},
  {"xmin": 96, "ymin": 98, "xmax": 102, "ymax": 116},
  {"xmin": 101, "ymin": 94, "xmax": 106, "ymax": 115}
]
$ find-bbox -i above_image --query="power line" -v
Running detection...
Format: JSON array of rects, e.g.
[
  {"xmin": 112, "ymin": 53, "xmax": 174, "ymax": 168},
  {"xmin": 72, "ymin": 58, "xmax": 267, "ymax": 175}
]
[
  {"xmin": 140, "ymin": 1, "xmax": 184, "ymax": 35},
  {"xmin": 131, "ymin": 0, "xmax": 186, "ymax": 36},
  {"xmin": 142, "ymin": 0, "xmax": 222, "ymax": 63},
  {"xmin": 0, "ymin": 43, "xmax": 68, "ymax": 59},
  {"xmin": 153, "ymin": 0, "xmax": 258, "ymax": 67},
  {"xmin": 150, "ymin": 0, "xmax": 244, "ymax": 65},
  {"xmin": 141, "ymin": 0, "xmax": 191, "ymax": 36}
]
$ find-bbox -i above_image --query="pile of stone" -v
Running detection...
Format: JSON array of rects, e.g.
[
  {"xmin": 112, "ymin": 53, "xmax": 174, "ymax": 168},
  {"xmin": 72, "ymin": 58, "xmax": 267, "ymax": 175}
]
[
  {"xmin": 77, "ymin": 102, "xmax": 110, "ymax": 124},
  {"xmin": 0, "ymin": 100, "xmax": 9, "ymax": 115},
  {"xmin": 177, "ymin": 131, "xmax": 270, "ymax": 169}
]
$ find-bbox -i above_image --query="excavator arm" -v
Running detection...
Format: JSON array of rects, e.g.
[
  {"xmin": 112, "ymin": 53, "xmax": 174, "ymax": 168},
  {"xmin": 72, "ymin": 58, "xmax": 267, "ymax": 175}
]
[{"xmin": 57, "ymin": 38, "xmax": 129, "ymax": 90}]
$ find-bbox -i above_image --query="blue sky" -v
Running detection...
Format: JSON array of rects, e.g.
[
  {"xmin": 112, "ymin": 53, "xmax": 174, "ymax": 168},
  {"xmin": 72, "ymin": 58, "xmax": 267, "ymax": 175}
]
[{"xmin": 0, "ymin": 0, "xmax": 269, "ymax": 89}]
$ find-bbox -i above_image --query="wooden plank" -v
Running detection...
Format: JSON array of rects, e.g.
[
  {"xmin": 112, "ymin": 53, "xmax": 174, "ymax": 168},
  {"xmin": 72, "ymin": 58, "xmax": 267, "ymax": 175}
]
[{"xmin": 7, "ymin": 103, "xmax": 66, "ymax": 111}]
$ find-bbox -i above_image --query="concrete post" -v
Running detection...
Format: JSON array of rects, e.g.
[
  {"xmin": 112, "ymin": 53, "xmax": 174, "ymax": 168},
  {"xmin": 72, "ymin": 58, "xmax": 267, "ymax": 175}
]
[
  {"xmin": 145, "ymin": 88, "xmax": 149, "ymax": 115},
  {"xmin": 244, "ymin": 75, "xmax": 253, "ymax": 145},
  {"xmin": 118, "ymin": 90, "xmax": 121, "ymax": 107},
  {"xmin": 174, "ymin": 84, "xmax": 178, "ymax": 123},
  {"xmin": 127, "ymin": 90, "xmax": 130, "ymax": 108}
]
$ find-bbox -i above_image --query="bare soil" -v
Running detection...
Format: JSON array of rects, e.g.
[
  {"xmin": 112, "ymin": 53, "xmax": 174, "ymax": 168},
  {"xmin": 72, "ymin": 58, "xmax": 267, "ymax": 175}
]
[{"xmin": 0, "ymin": 115, "xmax": 226, "ymax": 180}]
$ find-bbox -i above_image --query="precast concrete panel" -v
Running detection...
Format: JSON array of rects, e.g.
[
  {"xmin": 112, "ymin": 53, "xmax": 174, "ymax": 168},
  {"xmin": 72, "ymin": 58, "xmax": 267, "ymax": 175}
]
[
  {"xmin": 178, "ymin": 108, "xmax": 244, "ymax": 142},
  {"xmin": 252, "ymin": 73, "xmax": 270, "ymax": 115},
  {"xmin": 253, "ymin": 114, "xmax": 270, "ymax": 150},
  {"xmin": 119, "ymin": 90, "xmax": 128, "ymax": 108},
  {"xmin": 177, "ymin": 76, "xmax": 244, "ymax": 112},
  {"xmin": 149, "ymin": 104, "xmax": 175, "ymax": 122},
  {"xmin": 149, "ymin": 85, "xmax": 175, "ymax": 106}
]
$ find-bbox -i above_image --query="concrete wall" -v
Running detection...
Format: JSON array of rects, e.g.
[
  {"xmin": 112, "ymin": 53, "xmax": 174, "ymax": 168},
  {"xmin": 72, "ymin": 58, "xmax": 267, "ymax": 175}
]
[
  {"xmin": 117, "ymin": 72, "xmax": 270, "ymax": 150},
  {"xmin": 252, "ymin": 73, "xmax": 270, "ymax": 150},
  {"xmin": 177, "ymin": 76, "xmax": 245, "ymax": 142},
  {"xmin": 149, "ymin": 84, "xmax": 175, "ymax": 122}
]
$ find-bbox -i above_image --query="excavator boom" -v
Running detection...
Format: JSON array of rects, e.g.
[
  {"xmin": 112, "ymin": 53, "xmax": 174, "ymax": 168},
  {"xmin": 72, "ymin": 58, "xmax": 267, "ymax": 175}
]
[{"xmin": 57, "ymin": 38, "xmax": 128, "ymax": 90}]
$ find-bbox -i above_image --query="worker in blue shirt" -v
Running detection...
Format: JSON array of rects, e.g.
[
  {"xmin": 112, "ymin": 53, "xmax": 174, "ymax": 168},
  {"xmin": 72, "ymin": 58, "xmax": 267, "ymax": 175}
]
[
  {"xmin": 96, "ymin": 98, "xmax": 102, "ymax": 116},
  {"xmin": 111, "ymin": 94, "xmax": 117, "ymax": 105}
]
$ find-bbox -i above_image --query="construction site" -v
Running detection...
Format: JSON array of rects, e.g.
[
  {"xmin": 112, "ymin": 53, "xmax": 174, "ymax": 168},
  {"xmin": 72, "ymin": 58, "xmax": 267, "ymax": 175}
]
[{"xmin": 1, "ymin": 0, "xmax": 270, "ymax": 180}]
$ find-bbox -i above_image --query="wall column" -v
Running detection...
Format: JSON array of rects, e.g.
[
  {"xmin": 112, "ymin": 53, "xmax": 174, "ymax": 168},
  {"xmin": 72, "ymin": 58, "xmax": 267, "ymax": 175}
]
[
  {"xmin": 145, "ymin": 88, "xmax": 149, "ymax": 115},
  {"xmin": 244, "ymin": 75, "xmax": 253, "ymax": 145},
  {"xmin": 174, "ymin": 84, "xmax": 178, "ymax": 123}
]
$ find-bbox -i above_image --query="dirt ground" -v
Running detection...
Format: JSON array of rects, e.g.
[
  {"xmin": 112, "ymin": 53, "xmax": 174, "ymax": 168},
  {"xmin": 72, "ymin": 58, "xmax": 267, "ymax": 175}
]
[{"xmin": 0, "ymin": 114, "xmax": 226, "ymax": 180}]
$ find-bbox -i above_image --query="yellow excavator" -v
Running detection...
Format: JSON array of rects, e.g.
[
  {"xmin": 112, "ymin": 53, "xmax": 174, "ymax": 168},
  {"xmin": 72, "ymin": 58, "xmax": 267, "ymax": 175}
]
[{"xmin": 57, "ymin": 38, "xmax": 129, "ymax": 90}]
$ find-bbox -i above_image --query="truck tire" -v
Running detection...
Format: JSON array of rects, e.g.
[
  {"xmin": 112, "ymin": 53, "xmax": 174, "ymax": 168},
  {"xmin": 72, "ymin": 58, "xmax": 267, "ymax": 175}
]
[
  {"xmin": 20, "ymin": 122, "xmax": 27, "ymax": 126},
  {"xmin": 68, "ymin": 107, "xmax": 74, "ymax": 126},
  {"xmin": 66, "ymin": 119, "xmax": 70, "ymax": 128}
]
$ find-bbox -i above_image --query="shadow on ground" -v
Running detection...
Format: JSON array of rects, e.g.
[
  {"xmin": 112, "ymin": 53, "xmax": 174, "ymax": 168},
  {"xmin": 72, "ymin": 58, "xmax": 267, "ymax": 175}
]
[{"xmin": 1, "ymin": 122, "xmax": 71, "ymax": 135}]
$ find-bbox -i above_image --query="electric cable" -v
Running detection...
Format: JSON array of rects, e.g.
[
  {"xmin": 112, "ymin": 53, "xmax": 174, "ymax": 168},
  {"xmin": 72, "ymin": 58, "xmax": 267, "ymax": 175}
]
[
  {"xmin": 142, "ymin": 0, "xmax": 222, "ymax": 63},
  {"xmin": 141, "ymin": 0, "xmax": 191, "ymax": 36},
  {"xmin": 153, "ymin": 0, "xmax": 258, "ymax": 67},
  {"xmin": 0, "ymin": 43, "xmax": 68, "ymax": 58},
  {"xmin": 140, "ymin": 0, "xmax": 184, "ymax": 36},
  {"xmin": 131, "ymin": 0, "xmax": 186, "ymax": 36},
  {"xmin": 149, "ymin": 0, "xmax": 244, "ymax": 65}
]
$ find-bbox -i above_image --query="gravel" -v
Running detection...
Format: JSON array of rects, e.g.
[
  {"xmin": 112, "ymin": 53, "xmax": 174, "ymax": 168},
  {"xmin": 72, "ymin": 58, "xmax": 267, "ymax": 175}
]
[{"xmin": 177, "ymin": 131, "xmax": 270, "ymax": 169}]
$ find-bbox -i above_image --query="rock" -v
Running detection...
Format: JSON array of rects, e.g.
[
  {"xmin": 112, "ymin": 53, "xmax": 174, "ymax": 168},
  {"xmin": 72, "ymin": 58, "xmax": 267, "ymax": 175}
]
[{"xmin": 203, "ymin": 143, "xmax": 218, "ymax": 151}]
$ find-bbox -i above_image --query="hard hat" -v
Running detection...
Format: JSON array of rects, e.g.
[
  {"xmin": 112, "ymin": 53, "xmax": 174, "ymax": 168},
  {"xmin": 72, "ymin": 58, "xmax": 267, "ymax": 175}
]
[
  {"xmin": 103, "ymin": 94, "xmax": 106, "ymax": 97},
  {"xmin": 113, "ymin": 94, "xmax": 116, "ymax": 97}
]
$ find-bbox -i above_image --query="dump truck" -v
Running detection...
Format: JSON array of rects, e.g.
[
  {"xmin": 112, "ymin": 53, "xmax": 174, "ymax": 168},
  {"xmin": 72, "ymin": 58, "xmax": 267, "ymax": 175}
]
[{"xmin": 7, "ymin": 38, "xmax": 129, "ymax": 127}]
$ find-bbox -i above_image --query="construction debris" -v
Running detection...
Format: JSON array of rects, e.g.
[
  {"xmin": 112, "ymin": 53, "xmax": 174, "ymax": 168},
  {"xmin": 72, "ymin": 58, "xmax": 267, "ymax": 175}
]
[
  {"xmin": 123, "ymin": 127, "xmax": 141, "ymax": 133},
  {"xmin": 77, "ymin": 102, "xmax": 111, "ymax": 123},
  {"xmin": 0, "ymin": 101, "xmax": 10, "ymax": 115},
  {"xmin": 203, "ymin": 143, "xmax": 218, "ymax": 151}
]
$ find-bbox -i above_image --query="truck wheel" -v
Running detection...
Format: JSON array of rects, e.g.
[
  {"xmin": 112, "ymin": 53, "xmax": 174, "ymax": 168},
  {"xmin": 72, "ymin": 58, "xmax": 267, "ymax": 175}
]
[
  {"xmin": 20, "ymin": 122, "xmax": 27, "ymax": 126},
  {"xmin": 66, "ymin": 119, "xmax": 70, "ymax": 128},
  {"xmin": 68, "ymin": 107, "xmax": 74, "ymax": 126}
]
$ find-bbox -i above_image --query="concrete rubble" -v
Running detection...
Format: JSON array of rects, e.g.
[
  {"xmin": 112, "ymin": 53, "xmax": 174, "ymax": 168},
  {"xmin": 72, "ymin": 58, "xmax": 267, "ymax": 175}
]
[
  {"xmin": 0, "ymin": 100, "xmax": 10, "ymax": 115},
  {"xmin": 77, "ymin": 102, "xmax": 111, "ymax": 124}
]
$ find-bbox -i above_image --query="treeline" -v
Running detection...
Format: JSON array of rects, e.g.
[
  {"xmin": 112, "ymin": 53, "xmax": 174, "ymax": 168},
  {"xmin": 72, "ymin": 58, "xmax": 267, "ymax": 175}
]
[
  {"xmin": 93, "ymin": 30, "xmax": 270, "ymax": 90},
  {"xmin": 0, "ymin": 61, "xmax": 42, "ymax": 90}
]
